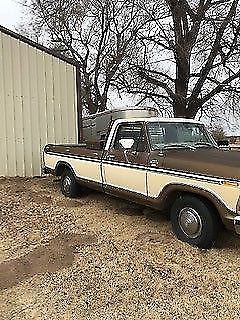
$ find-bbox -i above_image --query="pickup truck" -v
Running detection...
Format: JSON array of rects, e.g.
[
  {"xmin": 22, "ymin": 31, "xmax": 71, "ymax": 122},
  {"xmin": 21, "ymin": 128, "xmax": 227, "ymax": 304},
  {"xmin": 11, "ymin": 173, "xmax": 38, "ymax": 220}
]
[{"xmin": 43, "ymin": 117, "xmax": 240, "ymax": 248}]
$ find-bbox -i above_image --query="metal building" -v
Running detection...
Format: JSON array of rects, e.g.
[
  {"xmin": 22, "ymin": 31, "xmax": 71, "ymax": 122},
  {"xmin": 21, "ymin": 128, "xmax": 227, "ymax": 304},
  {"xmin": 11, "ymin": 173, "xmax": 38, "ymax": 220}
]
[{"xmin": 0, "ymin": 25, "xmax": 80, "ymax": 177}]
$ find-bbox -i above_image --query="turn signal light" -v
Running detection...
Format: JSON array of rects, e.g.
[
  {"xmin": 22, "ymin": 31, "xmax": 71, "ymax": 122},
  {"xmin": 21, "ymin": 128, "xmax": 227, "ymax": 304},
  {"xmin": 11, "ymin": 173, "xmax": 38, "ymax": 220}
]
[{"xmin": 223, "ymin": 181, "xmax": 239, "ymax": 187}]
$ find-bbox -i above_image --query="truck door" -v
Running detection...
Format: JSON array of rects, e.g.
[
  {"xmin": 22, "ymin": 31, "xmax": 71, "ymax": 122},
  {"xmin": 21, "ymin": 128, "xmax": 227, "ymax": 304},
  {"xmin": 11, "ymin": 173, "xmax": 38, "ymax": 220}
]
[{"xmin": 102, "ymin": 122, "xmax": 149, "ymax": 197}]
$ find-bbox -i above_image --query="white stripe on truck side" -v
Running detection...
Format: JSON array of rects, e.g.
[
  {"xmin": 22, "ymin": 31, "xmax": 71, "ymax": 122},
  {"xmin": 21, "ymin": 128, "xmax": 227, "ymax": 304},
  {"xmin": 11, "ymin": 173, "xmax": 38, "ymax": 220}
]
[{"xmin": 45, "ymin": 153, "xmax": 102, "ymax": 184}]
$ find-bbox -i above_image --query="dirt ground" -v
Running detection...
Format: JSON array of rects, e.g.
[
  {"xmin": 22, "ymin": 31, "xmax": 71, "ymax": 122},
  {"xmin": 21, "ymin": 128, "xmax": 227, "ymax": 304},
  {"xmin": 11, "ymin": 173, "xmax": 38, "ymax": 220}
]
[{"xmin": 0, "ymin": 177, "xmax": 240, "ymax": 320}]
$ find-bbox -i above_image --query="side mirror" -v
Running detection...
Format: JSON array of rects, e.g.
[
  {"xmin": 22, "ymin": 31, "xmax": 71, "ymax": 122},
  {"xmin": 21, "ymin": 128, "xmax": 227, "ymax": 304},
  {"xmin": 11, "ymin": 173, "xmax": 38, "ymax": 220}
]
[
  {"xmin": 217, "ymin": 140, "xmax": 229, "ymax": 147},
  {"xmin": 119, "ymin": 138, "xmax": 135, "ymax": 150}
]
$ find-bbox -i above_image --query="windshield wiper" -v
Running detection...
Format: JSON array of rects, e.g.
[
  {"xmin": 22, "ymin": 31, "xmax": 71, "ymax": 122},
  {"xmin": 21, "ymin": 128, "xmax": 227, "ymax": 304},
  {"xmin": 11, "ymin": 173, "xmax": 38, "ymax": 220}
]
[
  {"xmin": 194, "ymin": 142, "xmax": 215, "ymax": 148},
  {"xmin": 163, "ymin": 143, "xmax": 196, "ymax": 151}
]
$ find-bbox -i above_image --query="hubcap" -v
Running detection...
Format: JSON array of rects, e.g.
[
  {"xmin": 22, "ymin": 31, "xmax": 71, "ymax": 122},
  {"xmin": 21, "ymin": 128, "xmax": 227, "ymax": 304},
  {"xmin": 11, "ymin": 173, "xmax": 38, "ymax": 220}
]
[
  {"xmin": 63, "ymin": 176, "xmax": 71, "ymax": 194},
  {"xmin": 178, "ymin": 207, "xmax": 202, "ymax": 239}
]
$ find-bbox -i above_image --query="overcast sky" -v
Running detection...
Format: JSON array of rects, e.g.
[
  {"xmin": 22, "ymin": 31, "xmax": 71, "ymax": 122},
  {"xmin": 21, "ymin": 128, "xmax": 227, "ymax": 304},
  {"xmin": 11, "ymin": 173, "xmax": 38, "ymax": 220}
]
[
  {"xmin": 0, "ymin": 0, "xmax": 239, "ymax": 135},
  {"xmin": 0, "ymin": 0, "xmax": 23, "ymax": 29}
]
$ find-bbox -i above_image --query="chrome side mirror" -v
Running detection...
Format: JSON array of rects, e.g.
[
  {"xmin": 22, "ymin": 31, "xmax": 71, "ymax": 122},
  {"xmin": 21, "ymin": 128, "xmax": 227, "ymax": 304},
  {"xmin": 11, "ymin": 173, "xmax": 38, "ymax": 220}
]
[{"xmin": 119, "ymin": 138, "xmax": 135, "ymax": 150}]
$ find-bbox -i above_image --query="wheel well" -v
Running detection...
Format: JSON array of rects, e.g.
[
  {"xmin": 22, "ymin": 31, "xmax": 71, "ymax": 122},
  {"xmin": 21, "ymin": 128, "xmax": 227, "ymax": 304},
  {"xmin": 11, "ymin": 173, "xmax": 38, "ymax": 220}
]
[
  {"xmin": 55, "ymin": 162, "xmax": 70, "ymax": 177},
  {"xmin": 166, "ymin": 190, "xmax": 222, "ymax": 222}
]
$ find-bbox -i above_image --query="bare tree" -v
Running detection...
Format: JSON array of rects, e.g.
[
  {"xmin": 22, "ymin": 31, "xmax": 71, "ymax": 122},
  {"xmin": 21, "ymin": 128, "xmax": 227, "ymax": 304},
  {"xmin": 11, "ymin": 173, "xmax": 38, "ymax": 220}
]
[
  {"xmin": 117, "ymin": 0, "xmax": 240, "ymax": 120},
  {"xmin": 21, "ymin": 0, "xmax": 240, "ymax": 122},
  {"xmin": 23, "ymin": 0, "xmax": 149, "ymax": 114},
  {"xmin": 209, "ymin": 124, "xmax": 227, "ymax": 140}
]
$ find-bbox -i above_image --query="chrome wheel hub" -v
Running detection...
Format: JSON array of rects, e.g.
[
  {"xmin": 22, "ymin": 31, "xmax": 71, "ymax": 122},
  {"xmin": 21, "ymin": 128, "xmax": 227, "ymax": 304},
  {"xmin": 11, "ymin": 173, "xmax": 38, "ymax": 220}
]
[
  {"xmin": 63, "ymin": 176, "xmax": 71, "ymax": 193},
  {"xmin": 178, "ymin": 207, "xmax": 202, "ymax": 239}
]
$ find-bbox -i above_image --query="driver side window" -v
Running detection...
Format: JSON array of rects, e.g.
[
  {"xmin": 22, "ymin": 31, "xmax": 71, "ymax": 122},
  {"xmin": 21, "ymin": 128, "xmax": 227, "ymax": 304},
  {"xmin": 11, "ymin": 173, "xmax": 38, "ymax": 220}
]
[{"xmin": 113, "ymin": 123, "xmax": 146, "ymax": 152}]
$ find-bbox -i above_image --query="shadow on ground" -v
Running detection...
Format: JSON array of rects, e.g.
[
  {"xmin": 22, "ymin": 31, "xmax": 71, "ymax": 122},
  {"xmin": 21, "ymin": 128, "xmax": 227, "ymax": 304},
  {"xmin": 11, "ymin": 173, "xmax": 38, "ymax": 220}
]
[
  {"xmin": 215, "ymin": 229, "xmax": 240, "ymax": 249},
  {"xmin": 0, "ymin": 233, "xmax": 97, "ymax": 291}
]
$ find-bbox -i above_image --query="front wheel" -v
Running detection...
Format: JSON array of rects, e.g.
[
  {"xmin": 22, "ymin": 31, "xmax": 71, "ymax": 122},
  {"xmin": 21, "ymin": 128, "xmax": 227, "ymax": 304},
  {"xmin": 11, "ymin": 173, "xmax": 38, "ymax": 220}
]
[
  {"xmin": 61, "ymin": 169, "xmax": 79, "ymax": 198},
  {"xmin": 170, "ymin": 195, "xmax": 220, "ymax": 249}
]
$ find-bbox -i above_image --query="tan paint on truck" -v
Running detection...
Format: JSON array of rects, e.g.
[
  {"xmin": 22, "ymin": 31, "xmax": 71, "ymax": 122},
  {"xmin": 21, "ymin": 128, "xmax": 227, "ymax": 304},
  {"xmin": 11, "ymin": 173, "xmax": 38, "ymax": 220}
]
[
  {"xmin": 45, "ymin": 154, "xmax": 102, "ymax": 184},
  {"xmin": 103, "ymin": 163, "xmax": 147, "ymax": 195},
  {"xmin": 45, "ymin": 152, "xmax": 239, "ymax": 212},
  {"xmin": 148, "ymin": 172, "xmax": 239, "ymax": 212}
]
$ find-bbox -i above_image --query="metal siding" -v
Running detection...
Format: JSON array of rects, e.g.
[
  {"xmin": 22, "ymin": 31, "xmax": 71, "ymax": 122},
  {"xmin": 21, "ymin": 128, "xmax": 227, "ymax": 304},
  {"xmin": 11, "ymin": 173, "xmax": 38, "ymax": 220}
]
[
  {"xmin": 3, "ymin": 34, "xmax": 17, "ymax": 176},
  {"xmin": 0, "ymin": 31, "xmax": 77, "ymax": 177},
  {"xmin": 53, "ymin": 58, "xmax": 62, "ymax": 143},
  {"xmin": 20, "ymin": 41, "xmax": 33, "ymax": 177},
  {"xmin": 60, "ymin": 61, "xmax": 69, "ymax": 144},
  {"xmin": 45, "ymin": 55, "xmax": 55, "ymax": 145},
  {"xmin": 29, "ymin": 47, "xmax": 41, "ymax": 176},
  {"xmin": 37, "ymin": 52, "xmax": 48, "ymax": 165},
  {"xmin": 0, "ymin": 32, "xmax": 8, "ymax": 175},
  {"xmin": 66, "ymin": 64, "xmax": 78, "ymax": 144},
  {"xmin": 12, "ymin": 38, "xmax": 25, "ymax": 177}
]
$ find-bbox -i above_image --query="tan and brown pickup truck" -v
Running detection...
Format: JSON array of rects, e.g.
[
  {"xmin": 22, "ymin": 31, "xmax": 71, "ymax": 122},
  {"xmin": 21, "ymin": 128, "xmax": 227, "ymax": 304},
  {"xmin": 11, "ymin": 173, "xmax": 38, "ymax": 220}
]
[{"xmin": 43, "ymin": 115, "xmax": 240, "ymax": 248}]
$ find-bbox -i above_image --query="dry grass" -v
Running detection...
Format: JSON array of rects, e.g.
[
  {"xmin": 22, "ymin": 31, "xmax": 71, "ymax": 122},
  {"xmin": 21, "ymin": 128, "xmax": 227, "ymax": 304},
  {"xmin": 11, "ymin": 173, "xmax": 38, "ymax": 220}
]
[{"xmin": 0, "ymin": 177, "xmax": 240, "ymax": 320}]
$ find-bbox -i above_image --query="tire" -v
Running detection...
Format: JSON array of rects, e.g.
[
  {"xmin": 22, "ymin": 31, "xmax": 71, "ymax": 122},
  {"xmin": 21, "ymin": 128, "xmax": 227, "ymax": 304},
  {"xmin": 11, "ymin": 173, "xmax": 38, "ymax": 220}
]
[
  {"xmin": 61, "ymin": 169, "xmax": 79, "ymax": 198},
  {"xmin": 170, "ymin": 195, "xmax": 220, "ymax": 249}
]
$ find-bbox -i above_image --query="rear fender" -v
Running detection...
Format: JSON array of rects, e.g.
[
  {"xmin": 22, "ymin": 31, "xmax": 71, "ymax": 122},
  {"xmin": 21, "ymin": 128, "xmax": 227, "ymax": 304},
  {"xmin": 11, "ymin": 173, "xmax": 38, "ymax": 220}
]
[{"xmin": 55, "ymin": 161, "xmax": 76, "ymax": 178}]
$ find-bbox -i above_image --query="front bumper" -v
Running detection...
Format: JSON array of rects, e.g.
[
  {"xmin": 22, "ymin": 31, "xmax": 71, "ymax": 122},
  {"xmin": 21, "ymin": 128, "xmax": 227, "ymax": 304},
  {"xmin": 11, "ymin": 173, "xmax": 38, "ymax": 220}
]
[{"xmin": 234, "ymin": 216, "xmax": 240, "ymax": 235}]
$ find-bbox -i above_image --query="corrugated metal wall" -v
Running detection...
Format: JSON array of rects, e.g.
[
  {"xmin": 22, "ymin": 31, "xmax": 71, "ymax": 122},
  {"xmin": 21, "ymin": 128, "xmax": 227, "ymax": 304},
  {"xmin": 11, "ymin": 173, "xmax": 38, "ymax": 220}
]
[{"xmin": 0, "ymin": 30, "xmax": 78, "ymax": 177}]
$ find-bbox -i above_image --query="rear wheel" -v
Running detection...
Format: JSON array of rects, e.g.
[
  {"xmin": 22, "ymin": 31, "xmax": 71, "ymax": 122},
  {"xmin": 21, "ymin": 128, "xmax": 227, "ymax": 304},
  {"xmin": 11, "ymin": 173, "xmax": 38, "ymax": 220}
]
[
  {"xmin": 170, "ymin": 195, "xmax": 220, "ymax": 248},
  {"xmin": 61, "ymin": 169, "xmax": 79, "ymax": 198}
]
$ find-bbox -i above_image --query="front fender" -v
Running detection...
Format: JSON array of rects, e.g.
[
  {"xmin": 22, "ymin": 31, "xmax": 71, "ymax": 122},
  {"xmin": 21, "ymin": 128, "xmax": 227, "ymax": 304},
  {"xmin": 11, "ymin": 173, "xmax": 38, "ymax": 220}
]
[{"xmin": 156, "ymin": 183, "xmax": 236, "ymax": 224}]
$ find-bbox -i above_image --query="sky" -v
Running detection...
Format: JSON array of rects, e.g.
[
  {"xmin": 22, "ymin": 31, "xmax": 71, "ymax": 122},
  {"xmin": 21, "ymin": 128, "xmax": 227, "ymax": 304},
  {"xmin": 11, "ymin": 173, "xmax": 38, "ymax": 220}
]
[
  {"xmin": 0, "ymin": 0, "xmax": 23, "ymax": 29},
  {"xmin": 0, "ymin": 0, "xmax": 239, "ymax": 135}
]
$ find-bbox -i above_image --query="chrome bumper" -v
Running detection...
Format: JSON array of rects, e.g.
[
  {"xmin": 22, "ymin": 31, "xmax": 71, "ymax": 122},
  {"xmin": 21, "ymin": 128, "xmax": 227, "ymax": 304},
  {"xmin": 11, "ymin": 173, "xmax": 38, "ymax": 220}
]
[{"xmin": 234, "ymin": 216, "xmax": 240, "ymax": 235}]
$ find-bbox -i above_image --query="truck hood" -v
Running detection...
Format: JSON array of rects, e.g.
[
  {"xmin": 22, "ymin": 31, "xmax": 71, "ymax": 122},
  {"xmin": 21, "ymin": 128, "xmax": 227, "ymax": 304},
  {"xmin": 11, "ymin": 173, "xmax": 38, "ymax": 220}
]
[{"xmin": 164, "ymin": 148, "xmax": 240, "ymax": 181}]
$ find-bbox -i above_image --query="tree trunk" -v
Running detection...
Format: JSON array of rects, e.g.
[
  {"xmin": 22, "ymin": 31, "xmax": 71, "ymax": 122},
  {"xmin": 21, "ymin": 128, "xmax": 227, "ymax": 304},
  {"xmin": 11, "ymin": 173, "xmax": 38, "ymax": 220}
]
[
  {"xmin": 82, "ymin": 71, "xmax": 98, "ymax": 114},
  {"xmin": 186, "ymin": 98, "xmax": 201, "ymax": 119},
  {"xmin": 173, "ymin": 53, "xmax": 190, "ymax": 118}
]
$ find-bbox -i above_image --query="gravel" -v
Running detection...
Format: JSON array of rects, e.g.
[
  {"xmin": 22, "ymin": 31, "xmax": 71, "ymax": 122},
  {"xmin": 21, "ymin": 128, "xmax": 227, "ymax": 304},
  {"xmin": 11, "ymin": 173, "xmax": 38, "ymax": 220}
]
[{"xmin": 0, "ymin": 177, "xmax": 240, "ymax": 320}]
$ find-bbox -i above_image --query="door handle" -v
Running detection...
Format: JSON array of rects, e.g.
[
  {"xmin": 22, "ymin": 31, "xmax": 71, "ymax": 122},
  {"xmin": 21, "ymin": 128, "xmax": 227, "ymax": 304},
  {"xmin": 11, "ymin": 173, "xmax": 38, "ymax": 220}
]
[
  {"xmin": 130, "ymin": 151, "xmax": 137, "ymax": 155},
  {"xmin": 150, "ymin": 159, "xmax": 158, "ymax": 167},
  {"xmin": 107, "ymin": 155, "xmax": 115, "ymax": 160}
]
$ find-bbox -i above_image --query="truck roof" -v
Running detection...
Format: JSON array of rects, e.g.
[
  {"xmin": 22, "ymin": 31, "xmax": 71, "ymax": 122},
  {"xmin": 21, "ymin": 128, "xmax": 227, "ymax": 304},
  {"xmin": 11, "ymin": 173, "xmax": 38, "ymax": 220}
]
[{"xmin": 114, "ymin": 117, "xmax": 203, "ymax": 124}]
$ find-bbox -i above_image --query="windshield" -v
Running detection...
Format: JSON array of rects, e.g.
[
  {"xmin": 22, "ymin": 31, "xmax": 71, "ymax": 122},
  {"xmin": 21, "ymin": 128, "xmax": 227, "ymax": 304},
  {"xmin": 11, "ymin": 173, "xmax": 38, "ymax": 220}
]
[{"xmin": 147, "ymin": 122, "xmax": 216, "ymax": 150}]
